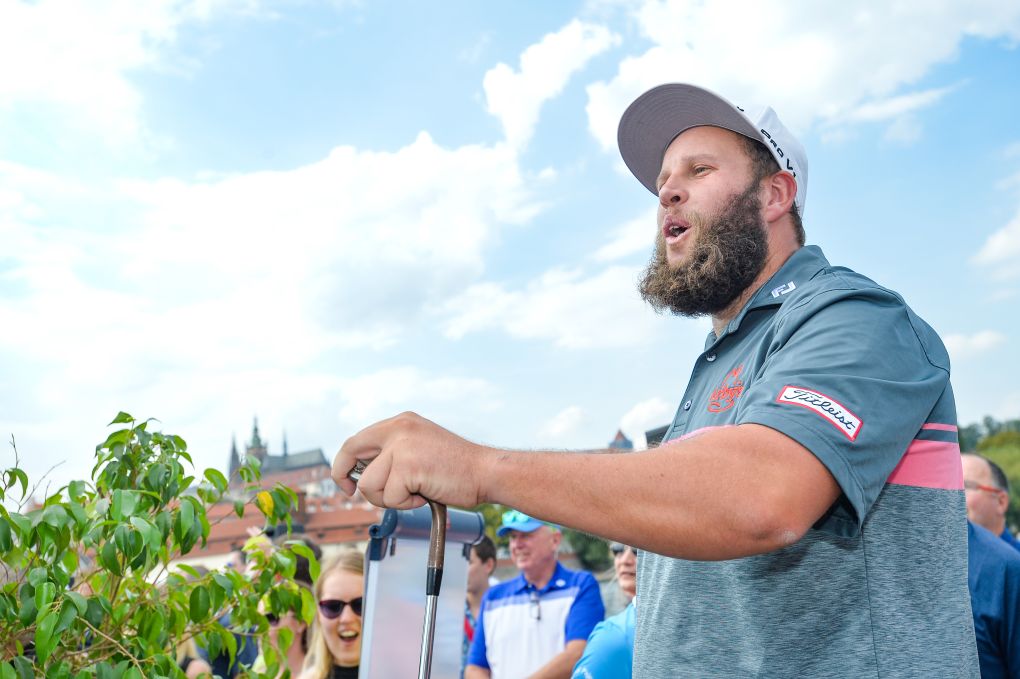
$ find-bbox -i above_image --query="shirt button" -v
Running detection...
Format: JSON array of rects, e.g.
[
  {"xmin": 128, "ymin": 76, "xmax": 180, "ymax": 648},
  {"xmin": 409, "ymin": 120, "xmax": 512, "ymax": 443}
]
[
  {"xmin": 706, "ymin": 353, "xmax": 716, "ymax": 362},
  {"xmin": 683, "ymin": 400, "xmax": 692, "ymax": 411}
]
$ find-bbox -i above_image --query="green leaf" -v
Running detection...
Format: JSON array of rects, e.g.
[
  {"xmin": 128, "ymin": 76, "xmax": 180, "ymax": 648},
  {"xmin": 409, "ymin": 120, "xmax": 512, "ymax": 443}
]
[
  {"xmin": 109, "ymin": 411, "xmax": 134, "ymax": 425},
  {"xmin": 84, "ymin": 597, "xmax": 105, "ymax": 627},
  {"xmin": 299, "ymin": 586, "xmax": 316, "ymax": 625},
  {"xmin": 34, "ymin": 582, "xmax": 56, "ymax": 613},
  {"xmin": 10, "ymin": 469, "xmax": 28, "ymax": 500},
  {"xmin": 34, "ymin": 609, "xmax": 58, "ymax": 663},
  {"xmin": 66, "ymin": 502, "xmax": 88, "ymax": 529},
  {"xmin": 212, "ymin": 572, "xmax": 233, "ymax": 596},
  {"xmin": 0, "ymin": 661, "xmax": 15, "ymax": 679},
  {"xmin": 65, "ymin": 591, "xmax": 87, "ymax": 615},
  {"xmin": 178, "ymin": 498, "xmax": 194, "ymax": 542},
  {"xmin": 111, "ymin": 489, "xmax": 138, "ymax": 521},
  {"xmin": 130, "ymin": 516, "xmax": 161, "ymax": 551},
  {"xmin": 54, "ymin": 597, "xmax": 78, "ymax": 635},
  {"xmin": 233, "ymin": 498, "xmax": 244, "ymax": 518},
  {"xmin": 68, "ymin": 480, "xmax": 86, "ymax": 502},
  {"xmin": 0, "ymin": 519, "xmax": 12, "ymax": 552},
  {"xmin": 100, "ymin": 540, "xmax": 121, "ymax": 576},
  {"xmin": 204, "ymin": 468, "xmax": 228, "ymax": 494},
  {"xmin": 288, "ymin": 542, "xmax": 320, "ymax": 582},
  {"xmin": 7, "ymin": 512, "xmax": 30, "ymax": 537},
  {"xmin": 28, "ymin": 567, "xmax": 48, "ymax": 587},
  {"xmin": 11, "ymin": 657, "xmax": 32, "ymax": 679},
  {"xmin": 41, "ymin": 504, "xmax": 69, "ymax": 529},
  {"xmin": 189, "ymin": 585, "xmax": 210, "ymax": 623}
]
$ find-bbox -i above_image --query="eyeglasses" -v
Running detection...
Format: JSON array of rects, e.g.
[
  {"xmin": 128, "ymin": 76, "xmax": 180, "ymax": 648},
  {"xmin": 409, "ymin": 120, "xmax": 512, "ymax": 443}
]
[
  {"xmin": 265, "ymin": 613, "xmax": 279, "ymax": 625},
  {"xmin": 610, "ymin": 543, "xmax": 639, "ymax": 558},
  {"xmin": 964, "ymin": 481, "xmax": 1005, "ymax": 495},
  {"xmin": 318, "ymin": 597, "xmax": 364, "ymax": 619},
  {"xmin": 529, "ymin": 589, "xmax": 541, "ymax": 621}
]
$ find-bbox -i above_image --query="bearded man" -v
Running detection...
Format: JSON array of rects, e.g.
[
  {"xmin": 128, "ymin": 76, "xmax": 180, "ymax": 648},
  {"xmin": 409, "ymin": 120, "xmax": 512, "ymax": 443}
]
[{"xmin": 332, "ymin": 84, "xmax": 978, "ymax": 678}]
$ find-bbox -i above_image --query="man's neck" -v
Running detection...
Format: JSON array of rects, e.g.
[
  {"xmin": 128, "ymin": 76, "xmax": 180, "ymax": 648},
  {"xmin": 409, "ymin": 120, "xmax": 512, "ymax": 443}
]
[
  {"xmin": 711, "ymin": 243, "xmax": 800, "ymax": 336},
  {"xmin": 466, "ymin": 589, "xmax": 484, "ymax": 618},
  {"xmin": 523, "ymin": 560, "xmax": 558, "ymax": 590}
]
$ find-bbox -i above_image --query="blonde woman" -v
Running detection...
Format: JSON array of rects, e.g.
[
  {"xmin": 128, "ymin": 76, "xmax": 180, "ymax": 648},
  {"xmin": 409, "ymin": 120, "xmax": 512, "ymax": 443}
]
[{"xmin": 299, "ymin": 548, "xmax": 365, "ymax": 679}]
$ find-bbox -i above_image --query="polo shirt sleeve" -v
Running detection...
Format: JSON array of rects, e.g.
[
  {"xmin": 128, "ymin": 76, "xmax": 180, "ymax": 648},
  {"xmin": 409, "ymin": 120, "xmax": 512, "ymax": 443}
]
[
  {"xmin": 735, "ymin": 284, "xmax": 951, "ymax": 537},
  {"xmin": 467, "ymin": 595, "xmax": 490, "ymax": 669},
  {"xmin": 564, "ymin": 572, "xmax": 605, "ymax": 642},
  {"xmin": 570, "ymin": 608, "xmax": 632, "ymax": 679}
]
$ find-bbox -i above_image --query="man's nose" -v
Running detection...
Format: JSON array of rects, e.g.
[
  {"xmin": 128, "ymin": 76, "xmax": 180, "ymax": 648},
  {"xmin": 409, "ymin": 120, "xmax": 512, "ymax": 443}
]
[{"xmin": 658, "ymin": 174, "xmax": 686, "ymax": 207}]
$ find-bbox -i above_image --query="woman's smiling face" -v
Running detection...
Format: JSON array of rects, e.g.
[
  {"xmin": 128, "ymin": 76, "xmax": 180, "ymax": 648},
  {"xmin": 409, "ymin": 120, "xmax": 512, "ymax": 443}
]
[{"xmin": 318, "ymin": 569, "xmax": 364, "ymax": 668}]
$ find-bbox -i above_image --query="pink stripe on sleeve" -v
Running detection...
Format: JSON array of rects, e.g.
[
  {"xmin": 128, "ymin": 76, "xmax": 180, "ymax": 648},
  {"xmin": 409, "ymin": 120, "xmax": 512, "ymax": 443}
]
[
  {"xmin": 676, "ymin": 425, "xmax": 735, "ymax": 442},
  {"xmin": 921, "ymin": 423, "xmax": 958, "ymax": 432},
  {"xmin": 886, "ymin": 439, "xmax": 963, "ymax": 490}
]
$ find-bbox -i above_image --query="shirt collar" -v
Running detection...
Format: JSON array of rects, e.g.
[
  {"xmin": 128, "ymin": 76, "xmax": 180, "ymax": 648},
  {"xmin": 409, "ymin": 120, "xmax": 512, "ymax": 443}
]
[
  {"xmin": 708, "ymin": 245, "xmax": 831, "ymax": 345},
  {"xmin": 511, "ymin": 562, "xmax": 568, "ymax": 594}
]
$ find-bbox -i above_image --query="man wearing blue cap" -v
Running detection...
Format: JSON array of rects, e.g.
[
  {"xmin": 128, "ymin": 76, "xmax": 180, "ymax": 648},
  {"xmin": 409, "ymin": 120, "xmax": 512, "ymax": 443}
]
[
  {"xmin": 465, "ymin": 510, "xmax": 603, "ymax": 679},
  {"xmin": 334, "ymin": 83, "xmax": 977, "ymax": 677}
]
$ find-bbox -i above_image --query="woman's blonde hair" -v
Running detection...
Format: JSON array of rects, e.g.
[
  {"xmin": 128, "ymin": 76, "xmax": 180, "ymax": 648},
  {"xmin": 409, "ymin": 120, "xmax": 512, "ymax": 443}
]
[{"xmin": 299, "ymin": 547, "xmax": 365, "ymax": 679}]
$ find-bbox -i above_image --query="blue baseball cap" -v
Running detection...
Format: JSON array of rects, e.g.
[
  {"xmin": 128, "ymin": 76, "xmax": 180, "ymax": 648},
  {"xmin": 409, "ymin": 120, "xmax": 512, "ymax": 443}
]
[{"xmin": 497, "ymin": 509, "xmax": 547, "ymax": 537}]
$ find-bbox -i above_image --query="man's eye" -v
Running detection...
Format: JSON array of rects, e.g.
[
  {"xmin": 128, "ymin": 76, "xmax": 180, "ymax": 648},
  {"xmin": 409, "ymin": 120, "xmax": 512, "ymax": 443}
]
[{"xmin": 693, "ymin": 165, "xmax": 710, "ymax": 175}]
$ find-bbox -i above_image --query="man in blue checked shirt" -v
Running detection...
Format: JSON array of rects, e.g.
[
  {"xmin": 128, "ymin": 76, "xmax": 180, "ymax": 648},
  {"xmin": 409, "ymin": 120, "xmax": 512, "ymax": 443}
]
[{"xmin": 466, "ymin": 510, "xmax": 604, "ymax": 679}]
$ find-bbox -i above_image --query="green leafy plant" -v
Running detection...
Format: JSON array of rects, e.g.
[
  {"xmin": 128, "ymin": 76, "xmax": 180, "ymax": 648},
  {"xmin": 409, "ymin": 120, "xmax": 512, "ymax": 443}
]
[{"xmin": 0, "ymin": 412, "xmax": 316, "ymax": 678}]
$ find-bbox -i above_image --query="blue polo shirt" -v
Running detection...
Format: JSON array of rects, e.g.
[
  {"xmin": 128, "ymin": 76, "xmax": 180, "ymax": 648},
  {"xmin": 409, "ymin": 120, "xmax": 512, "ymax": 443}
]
[
  {"xmin": 1000, "ymin": 527, "xmax": 1020, "ymax": 553},
  {"xmin": 571, "ymin": 600, "xmax": 635, "ymax": 679},
  {"xmin": 969, "ymin": 521, "xmax": 1020, "ymax": 678},
  {"xmin": 635, "ymin": 246, "xmax": 978, "ymax": 678},
  {"xmin": 468, "ymin": 562, "xmax": 604, "ymax": 678}
]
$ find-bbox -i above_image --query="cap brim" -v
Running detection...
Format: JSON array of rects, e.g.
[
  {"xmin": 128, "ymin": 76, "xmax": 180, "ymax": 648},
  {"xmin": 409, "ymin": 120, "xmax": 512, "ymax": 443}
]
[
  {"xmin": 496, "ymin": 521, "xmax": 542, "ymax": 537},
  {"xmin": 618, "ymin": 83, "xmax": 760, "ymax": 196}
]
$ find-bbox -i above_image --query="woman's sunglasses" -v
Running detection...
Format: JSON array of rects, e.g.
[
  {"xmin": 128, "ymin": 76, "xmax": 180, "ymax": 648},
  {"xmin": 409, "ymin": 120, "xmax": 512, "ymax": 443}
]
[
  {"xmin": 318, "ymin": 597, "xmax": 364, "ymax": 619},
  {"xmin": 610, "ymin": 544, "xmax": 639, "ymax": 558}
]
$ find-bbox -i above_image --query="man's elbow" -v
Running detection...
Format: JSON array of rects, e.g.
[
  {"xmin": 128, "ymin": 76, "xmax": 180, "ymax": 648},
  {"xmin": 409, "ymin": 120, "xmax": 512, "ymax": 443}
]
[{"xmin": 739, "ymin": 500, "xmax": 815, "ymax": 553}]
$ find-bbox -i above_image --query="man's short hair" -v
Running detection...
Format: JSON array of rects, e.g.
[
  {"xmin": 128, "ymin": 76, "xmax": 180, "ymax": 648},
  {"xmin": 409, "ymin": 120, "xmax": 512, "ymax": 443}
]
[
  {"xmin": 977, "ymin": 455, "xmax": 1011, "ymax": 494},
  {"xmin": 473, "ymin": 534, "xmax": 497, "ymax": 563},
  {"xmin": 740, "ymin": 136, "xmax": 805, "ymax": 246}
]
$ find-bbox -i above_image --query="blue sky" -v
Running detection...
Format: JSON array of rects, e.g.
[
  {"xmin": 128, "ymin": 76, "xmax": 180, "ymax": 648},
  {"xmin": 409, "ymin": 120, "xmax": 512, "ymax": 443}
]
[{"xmin": 2, "ymin": 0, "xmax": 1020, "ymax": 491}]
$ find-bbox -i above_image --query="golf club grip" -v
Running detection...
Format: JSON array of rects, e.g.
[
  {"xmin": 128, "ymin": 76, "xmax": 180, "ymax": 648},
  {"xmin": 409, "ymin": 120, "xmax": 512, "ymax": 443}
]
[{"xmin": 426, "ymin": 501, "xmax": 447, "ymax": 595}]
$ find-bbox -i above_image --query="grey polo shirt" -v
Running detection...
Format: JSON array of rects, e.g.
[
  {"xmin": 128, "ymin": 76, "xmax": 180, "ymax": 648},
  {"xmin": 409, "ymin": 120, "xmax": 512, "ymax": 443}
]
[{"xmin": 635, "ymin": 245, "xmax": 978, "ymax": 678}]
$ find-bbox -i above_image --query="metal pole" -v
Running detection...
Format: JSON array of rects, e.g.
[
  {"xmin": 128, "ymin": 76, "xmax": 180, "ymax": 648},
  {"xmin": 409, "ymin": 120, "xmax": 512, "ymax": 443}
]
[{"xmin": 348, "ymin": 460, "xmax": 448, "ymax": 679}]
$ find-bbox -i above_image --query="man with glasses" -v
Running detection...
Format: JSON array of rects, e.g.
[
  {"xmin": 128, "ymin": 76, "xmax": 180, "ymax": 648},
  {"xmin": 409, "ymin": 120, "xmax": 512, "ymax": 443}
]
[
  {"xmin": 961, "ymin": 454, "xmax": 1020, "ymax": 677},
  {"xmin": 465, "ymin": 511, "xmax": 604, "ymax": 679},
  {"xmin": 333, "ymin": 83, "xmax": 977, "ymax": 676},
  {"xmin": 963, "ymin": 454, "xmax": 1020, "ymax": 551}
]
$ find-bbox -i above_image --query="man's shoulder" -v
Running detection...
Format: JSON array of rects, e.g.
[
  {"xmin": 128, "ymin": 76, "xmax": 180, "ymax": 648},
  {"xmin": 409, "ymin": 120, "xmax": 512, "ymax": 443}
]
[
  {"xmin": 484, "ymin": 576, "xmax": 525, "ymax": 602},
  {"xmin": 969, "ymin": 522, "xmax": 1020, "ymax": 576},
  {"xmin": 553, "ymin": 561, "xmax": 598, "ymax": 587}
]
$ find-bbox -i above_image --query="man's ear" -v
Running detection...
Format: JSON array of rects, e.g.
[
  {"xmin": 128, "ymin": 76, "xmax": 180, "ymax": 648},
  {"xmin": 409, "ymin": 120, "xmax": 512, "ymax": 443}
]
[{"xmin": 763, "ymin": 171, "xmax": 797, "ymax": 223}]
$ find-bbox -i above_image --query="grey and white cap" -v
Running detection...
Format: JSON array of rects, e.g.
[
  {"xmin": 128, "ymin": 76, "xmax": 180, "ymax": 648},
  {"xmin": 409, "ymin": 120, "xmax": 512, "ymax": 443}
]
[{"xmin": 617, "ymin": 83, "xmax": 808, "ymax": 213}]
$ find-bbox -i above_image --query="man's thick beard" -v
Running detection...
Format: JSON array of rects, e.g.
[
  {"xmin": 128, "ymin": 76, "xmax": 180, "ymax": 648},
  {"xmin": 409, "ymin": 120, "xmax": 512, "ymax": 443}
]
[{"xmin": 638, "ymin": 182, "xmax": 769, "ymax": 318}]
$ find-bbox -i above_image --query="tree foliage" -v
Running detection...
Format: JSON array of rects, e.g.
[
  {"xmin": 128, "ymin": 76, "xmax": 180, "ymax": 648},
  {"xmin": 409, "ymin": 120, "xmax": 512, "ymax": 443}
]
[{"xmin": 0, "ymin": 413, "xmax": 315, "ymax": 678}]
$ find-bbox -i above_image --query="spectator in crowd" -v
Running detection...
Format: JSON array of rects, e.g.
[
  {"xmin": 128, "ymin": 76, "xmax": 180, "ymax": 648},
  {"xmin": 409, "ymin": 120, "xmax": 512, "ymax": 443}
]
[
  {"xmin": 963, "ymin": 454, "xmax": 1020, "ymax": 552},
  {"xmin": 333, "ymin": 82, "xmax": 978, "ymax": 676},
  {"xmin": 177, "ymin": 638, "xmax": 214, "ymax": 678},
  {"xmin": 464, "ymin": 535, "xmax": 497, "ymax": 676},
  {"xmin": 226, "ymin": 544, "xmax": 246, "ymax": 574},
  {"xmin": 968, "ymin": 520, "xmax": 1020, "ymax": 678},
  {"xmin": 571, "ymin": 543, "xmax": 637, "ymax": 679},
  {"xmin": 254, "ymin": 582, "xmax": 314, "ymax": 678},
  {"xmin": 466, "ymin": 510, "xmax": 604, "ymax": 679},
  {"xmin": 299, "ymin": 548, "xmax": 365, "ymax": 679}
]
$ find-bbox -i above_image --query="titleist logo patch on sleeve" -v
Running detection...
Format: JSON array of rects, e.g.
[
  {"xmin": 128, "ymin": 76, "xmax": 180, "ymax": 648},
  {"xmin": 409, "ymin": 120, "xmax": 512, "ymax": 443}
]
[{"xmin": 776, "ymin": 386, "xmax": 863, "ymax": 441}]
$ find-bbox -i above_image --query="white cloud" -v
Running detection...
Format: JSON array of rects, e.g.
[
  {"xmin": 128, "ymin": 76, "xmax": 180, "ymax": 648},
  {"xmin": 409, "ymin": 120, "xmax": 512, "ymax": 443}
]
[
  {"xmin": 484, "ymin": 19, "xmax": 620, "ymax": 150},
  {"xmin": 335, "ymin": 367, "xmax": 498, "ymax": 429},
  {"xmin": 943, "ymin": 331, "xmax": 1007, "ymax": 360},
  {"xmin": 0, "ymin": 0, "xmax": 258, "ymax": 147},
  {"xmin": 619, "ymin": 396, "xmax": 674, "ymax": 449},
  {"xmin": 439, "ymin": 265, "xmax": 669, "ymax": 349},
  {"xmin": 592, "ymin": 209, "xmax": 656, "ymax": 262},
  {"xmin": 973, "ymin": 206, "xmax": 1020, "ymax": 278},
  {"xmin": 585, "ymin": 0, "xmax": 1020, "ymax": 152},
  {"xmin": 538, "ymin": 405, "xmax": 585, "ymax": 439}
]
